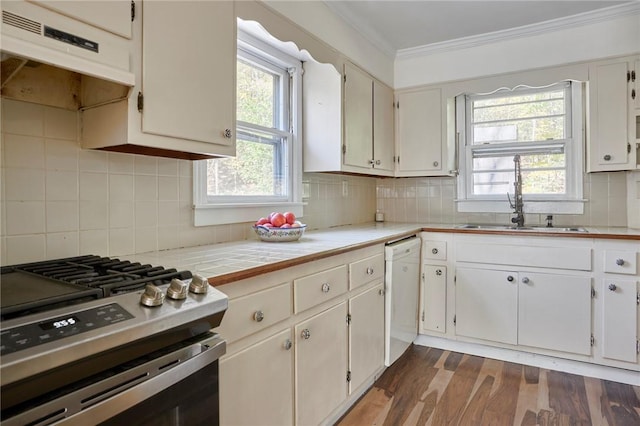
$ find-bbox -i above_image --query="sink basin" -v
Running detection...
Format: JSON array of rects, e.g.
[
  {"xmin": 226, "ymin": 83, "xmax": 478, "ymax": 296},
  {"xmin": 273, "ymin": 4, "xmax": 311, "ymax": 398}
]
[{"xmin": 456, "ymin": 224, "xmax": 588, "ymax": 233}]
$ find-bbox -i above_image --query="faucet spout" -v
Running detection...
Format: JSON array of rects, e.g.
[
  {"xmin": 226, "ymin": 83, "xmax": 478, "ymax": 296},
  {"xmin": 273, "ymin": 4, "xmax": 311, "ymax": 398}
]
[{"xmin": 509, "ymin": 154, "xmax": 525, "ymax": 227}]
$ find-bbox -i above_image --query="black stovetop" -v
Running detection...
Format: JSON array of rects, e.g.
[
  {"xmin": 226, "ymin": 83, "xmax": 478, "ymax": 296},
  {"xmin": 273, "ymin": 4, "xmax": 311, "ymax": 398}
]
[{"xmin": 1, "ymin": 255, "xmax": 192, "ymax": 321}]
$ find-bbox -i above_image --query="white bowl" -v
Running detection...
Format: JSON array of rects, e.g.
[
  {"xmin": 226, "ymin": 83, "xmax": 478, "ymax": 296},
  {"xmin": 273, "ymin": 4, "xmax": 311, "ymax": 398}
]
[{"xmin": 253, "ymin": 225, "xmax": 306, "ymax": 242}]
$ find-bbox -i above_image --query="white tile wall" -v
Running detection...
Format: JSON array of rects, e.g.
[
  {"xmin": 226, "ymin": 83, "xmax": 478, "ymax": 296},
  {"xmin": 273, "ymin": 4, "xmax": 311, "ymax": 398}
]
[
  {"xmin": 1, "ymin": 99, "xmax": 377, "ymax": 264},
  {"xmin": 376, "ymin": 172, "xmax": 630, "ymax": 227}
]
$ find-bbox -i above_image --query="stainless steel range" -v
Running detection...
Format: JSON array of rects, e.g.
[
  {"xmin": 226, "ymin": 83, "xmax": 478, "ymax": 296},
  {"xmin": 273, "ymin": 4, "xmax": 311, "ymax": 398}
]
[{"xmin": 0, "ymin": 255, "xmax": 228, "ymax": 425}]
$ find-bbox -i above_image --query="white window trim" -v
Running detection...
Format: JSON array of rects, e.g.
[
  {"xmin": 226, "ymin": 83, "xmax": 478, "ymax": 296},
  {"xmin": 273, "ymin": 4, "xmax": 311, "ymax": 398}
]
[
  {"xmin": 456, "ymin": 82, "xmax": 585, "ymax": 215},
  {"xmin": 193, "ymin": 26, "xmax": 303, "ymax": 226}
]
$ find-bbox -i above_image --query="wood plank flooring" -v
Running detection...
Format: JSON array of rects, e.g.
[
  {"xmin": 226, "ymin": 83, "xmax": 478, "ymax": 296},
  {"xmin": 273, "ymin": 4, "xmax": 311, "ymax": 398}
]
[{"xmin": 337, "ymin": 345, "xmax": 640, "ymax": 426}]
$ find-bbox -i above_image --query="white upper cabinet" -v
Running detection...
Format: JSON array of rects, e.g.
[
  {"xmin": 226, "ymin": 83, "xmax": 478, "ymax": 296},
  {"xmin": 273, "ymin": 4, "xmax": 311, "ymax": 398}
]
[
  {"xmin": 395, "ymin": 88, "xmax": 453, "ymax": 176},
  {"xmin": 82, "ymin": 0, "xmax": 236, "ymax": 159},
  {"xmin": 303, "ymin": 61, "xmax": 394, "ymax": 176},
  {"xmin": 587, "ymin": 56, "xmax": 640, "ymax": 172}
]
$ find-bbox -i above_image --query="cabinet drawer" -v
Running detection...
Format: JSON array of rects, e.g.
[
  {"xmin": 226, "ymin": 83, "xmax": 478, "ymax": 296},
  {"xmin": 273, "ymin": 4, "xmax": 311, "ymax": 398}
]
[
  {"xmin": 294, "ymin": 265, "xmax": 348, "ymax": 313},
  {"xmin": 423, "ymin": 240, "xmax": 446, "ymax": 260},
  {"xmin": 349, "ymin": 254, "xmax": 384, "ymax": 290},
  {"xmin": 456, "ymin": 243, "xmax": 591, "ymax": 271},
  {"xmin": 218, "ymin": 282, "xmax": 291, "ymax": 343},
  {"xmin": 604, "ymin": 250, "xmax": 638, "ymax": 275}
]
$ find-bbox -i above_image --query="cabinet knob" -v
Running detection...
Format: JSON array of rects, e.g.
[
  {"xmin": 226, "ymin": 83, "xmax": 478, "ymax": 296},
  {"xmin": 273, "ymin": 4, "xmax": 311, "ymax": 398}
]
[
  {"xmin": 435, "ymin": 269, "xmax": 443, "ymax": 276},
  {"xmin": 433, "ymin": 161, "xmax": 439, "ymax": 167},
  {"xmin": 300, "ymin": 329, "xmax": 311, "ymax": 340},
  {"xmin": 608, "ymin": 283, "xmax": 617, "ymax": 292},
  {"xmin": 368, "ymin": 159, "xmax": 375, "ymax": 166},
  {"xmin": 615, "ymin": 258, "xmax": 625, "ymax": 266},
  {"xmin": 253, "ymin": 310, "xmax": 264, "ymax": 322},
  {"xmin": 507, "ymin": 275, "xmax": 515, "ymax": 282},
  {"xmin": 603, "ymin": 154, "xmax": 612, "ymax": 161},
  {"xmin": 284, "ymin": 339, "xmax": 292, "ymax": 350},
  {"xmin": 223, "ymin": 129, "xmax": 232, "ymax": 138},
  {"xmin": 375, "ymin": 160, "xmax": 381, "ymax": 165},
  {"xmin": 321, "ymin": 283, "xmax": 331, "ymax": 293},
  {"xmin": 432, "ymin": 248, "xmax": 439, "ymax": 255},
  {"xmin": 379, "ymin": 289, "xmax": 385, "ymax": 296},
  {"xmin": 366, "ymin": 267, "xmax": 374, "ymax": 275},
  {"xmin": 522, "ymin": 277, "xmax": 530, "ymax": 284}
]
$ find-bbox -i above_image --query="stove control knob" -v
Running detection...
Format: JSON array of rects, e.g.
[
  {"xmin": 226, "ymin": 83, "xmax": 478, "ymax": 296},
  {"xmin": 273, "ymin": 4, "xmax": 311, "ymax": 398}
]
[
  {"xmin": 140, "ymin": 284, "xmax": 165, "ymax": 307},
  {"xmin": 189, "ymin": 274, "xmax": 209, "ymax": 294},
  {"xmin": 167, "ymin": 278, "xmax": 188, "ymax": 300}
]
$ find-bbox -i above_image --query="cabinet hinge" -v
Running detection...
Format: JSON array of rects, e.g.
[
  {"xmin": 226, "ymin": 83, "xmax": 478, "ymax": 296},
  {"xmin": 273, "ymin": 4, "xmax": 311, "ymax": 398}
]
[
  {"xmin": 137, "ymin": 92, "xmax": 144, "ymax": 112},
  {"xmin": 453, "ymin": 315, "xmax": 456, "ymax": 326},
  {"xmin": 421, "ymin": 272, "xmax": 425, "ymax": 281},
  {"xmin": 591, "ymin": 286, "xmax": 596, "ymax": 298},
  {"xmin": 342, "ymin": 144, "xmax": 346, "ymax": 155},
  {"xmin": 632, "ymin": 70, "xmax": 636, "ymax": 82},
  {"xmin": 343, "ymin": 74, "xmax": 347, "ymax": 83},
  {"xmin": 346, "ymin": 371, "xmax": 351, "ymax": 382},
  {"xmin": 637, "ymin": 340, "xmax": 640, "ymax": 354},
  {"xmin": 421, "ymin": 310, "xmax": 425, "ymax": 322},
  {"xmin": 627, "ymin": 70, "xmax": 631, "ymax": 82},
  {"xmin": 590, "ymin": 335, "xmax": 595, "ymax": 347},
  {"xmin": 636, "ymin": 292, "xmax": 639, "ymax": 305},
  {"xmin": 632, "ymin": 89, "xmax": 636, "ymax": 100},
  {"xmin": 131, "ymin": 1, "xmax": 135, "ymax": 22},
  {"xmin": 454, "ymin": 275, "xmax": 456, "ymax": 284},
  {"xmin": 397, "ymin": 156, "xmax": 400, "ymax": 164},
  {"xmin": 396, "ymin": 101, "xmax": 399, "ymax": 109},
  {"xmin": 346, "ymin": 313, "xmax": 352, "ymax": 325}
]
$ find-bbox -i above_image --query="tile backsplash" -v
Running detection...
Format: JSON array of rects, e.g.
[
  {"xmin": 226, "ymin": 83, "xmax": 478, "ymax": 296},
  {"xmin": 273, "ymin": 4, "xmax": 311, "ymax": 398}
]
[
  {"xmin": 0, "ymin": 99, "xmax": 376, "ymax": 264},
  {"xmin": 376, "ymin": 172, "xmax": 634, "ymax": 227}
]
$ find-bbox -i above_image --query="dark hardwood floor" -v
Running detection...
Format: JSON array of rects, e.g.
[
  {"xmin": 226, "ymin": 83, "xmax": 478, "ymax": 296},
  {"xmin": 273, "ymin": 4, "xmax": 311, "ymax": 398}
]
[{"xmin": 337, "ymin": 345, "xmax": 640, "ymax": 426}]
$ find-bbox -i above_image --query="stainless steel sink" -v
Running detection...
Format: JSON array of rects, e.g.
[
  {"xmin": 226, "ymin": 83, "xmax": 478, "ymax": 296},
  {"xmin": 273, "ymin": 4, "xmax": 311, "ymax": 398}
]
[{"xmin": 456, "ymin": 224, "xmax": 588, "ymax": 233}]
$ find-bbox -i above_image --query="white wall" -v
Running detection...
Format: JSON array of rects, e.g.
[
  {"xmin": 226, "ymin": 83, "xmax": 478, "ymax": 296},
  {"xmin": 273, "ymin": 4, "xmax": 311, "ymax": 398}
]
[{"xmin": 395, "ymin": 11, "xmax": 640, "ymax": 88}]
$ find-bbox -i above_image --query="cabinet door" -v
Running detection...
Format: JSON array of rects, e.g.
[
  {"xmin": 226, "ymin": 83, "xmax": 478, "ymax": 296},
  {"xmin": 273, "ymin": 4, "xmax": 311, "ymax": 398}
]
[
  {"xmin": 455, "ymin": 267, "xmax": 517, "ymax": 345},
  {"xmin": 518, "ymin": 273, "xmax": 592, "ymax": 355},
  {"xmin": 422, "ymin": 265, "xmax": 446, "ymax": 333},
  {"xmin": 296, "ymin": 302, "xmax": 348, "ymax": 425},
  {"xmin": 349, "ymin": 283, "xmax": 385, "ymax": 393},
  {"xmin": 602, "ymin": 279, "xmax": 638, "ymax": 363},
  {"xmin": 141, "ymin": 1, "xmax": 235, "ymax": 147},
  {"xmin": 373, "ymin": 80, "xmax": 395, "ymax": 173},
  {"xmin": 396, "ymin": 89, "xmax": 443, "ymax": 175},
  {"xmin": 343, "ymin": 63, "xmax": 373, "ymax": 169},
  {"xmin": 220, "ymin": 329, "xmax": 294, "ymax": 426},
  {"xmin": 32, "ymin": 0, "xmax": 132, "ymax": 38},
  {"xmin": 589, "ymin": 60, "xmax": 631, "ymax": 170}
]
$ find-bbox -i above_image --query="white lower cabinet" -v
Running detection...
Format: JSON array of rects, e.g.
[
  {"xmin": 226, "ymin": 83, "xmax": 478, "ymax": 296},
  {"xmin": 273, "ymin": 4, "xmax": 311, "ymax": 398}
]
[
  {"xmin": 295, "ymin": 302, "xmax": 348, "ymax": 426},
  {"xmin": 455, "ymin": 267, "xmax": 518, "ymax": 345},
  {"xmin": 518, "ymin": 272, "xmax": 592, "ymax": 355},
  {"xmin": 349, "ymin": 283, "xmax": 385, "ymax": 393},
  {"xmin": 602, "ymin": 278, "xmax": 639, "ymax": 363},
  {"xmin": 220, "ymin": 328, "xmax": 294, "ymax": 425},
  {"xmin": 421, "ymin": 265, "xmax": 447, "ymax": 333}
]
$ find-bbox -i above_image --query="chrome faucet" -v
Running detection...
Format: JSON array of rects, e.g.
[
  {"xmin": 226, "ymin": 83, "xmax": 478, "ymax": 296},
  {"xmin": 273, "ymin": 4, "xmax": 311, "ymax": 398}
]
[{"xmin": 508, "ymin": 154, "xmax": 525, "ymax": 227}]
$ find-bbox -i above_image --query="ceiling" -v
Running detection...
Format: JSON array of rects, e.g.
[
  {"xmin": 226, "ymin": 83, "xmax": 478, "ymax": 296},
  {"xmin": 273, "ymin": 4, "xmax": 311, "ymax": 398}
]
[{"xmin": 324, "ymin": 1, "xmax": 633, "ymax": 56}]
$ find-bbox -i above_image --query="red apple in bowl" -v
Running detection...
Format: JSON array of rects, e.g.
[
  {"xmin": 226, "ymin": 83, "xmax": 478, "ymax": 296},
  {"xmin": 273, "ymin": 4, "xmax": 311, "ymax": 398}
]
[
  {"xmin": 270, "ymin": 213, "xmax": 286, "ymax": 228},
  {"xmin": 283, "ymin": 212, "xmax": 296, "ymax": 225}
]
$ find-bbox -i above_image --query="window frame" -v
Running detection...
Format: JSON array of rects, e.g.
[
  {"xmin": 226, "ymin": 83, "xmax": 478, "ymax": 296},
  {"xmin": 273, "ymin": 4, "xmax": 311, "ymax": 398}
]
[
  {"xmin": 193, "ymin": 27, "xmax": 303, "ymax": 226},
  {"xmin": 456, "ymin": 81, "xmax": 585, "ymax": 214}
]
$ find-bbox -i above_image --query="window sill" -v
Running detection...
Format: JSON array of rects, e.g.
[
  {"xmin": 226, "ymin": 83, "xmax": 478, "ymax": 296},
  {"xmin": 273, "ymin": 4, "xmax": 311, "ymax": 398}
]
[
  {"xmin": 456, "ymin": 199, "xmax": 586, "ymax": 215},
  {"xmin": 194, "ymin": 202, "xmax": 304, "ymax": 226}
]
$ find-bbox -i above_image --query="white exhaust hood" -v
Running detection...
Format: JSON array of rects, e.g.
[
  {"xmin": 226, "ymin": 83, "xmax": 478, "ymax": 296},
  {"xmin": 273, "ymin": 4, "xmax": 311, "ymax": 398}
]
[{"xmin": 1, "ymin": 0, "xmax": 134, "ymax": 87}]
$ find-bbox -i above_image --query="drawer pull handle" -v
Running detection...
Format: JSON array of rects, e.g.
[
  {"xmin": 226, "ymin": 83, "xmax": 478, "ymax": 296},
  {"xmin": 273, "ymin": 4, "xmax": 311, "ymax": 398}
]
[
  {"xmin": 301, "ymin": 329, "xmax": 311, "ymax": 340},
  {"xmin": 321, "ymin": 283, "xmax": 331, "ymax": 293},
  {"xmin": 507, "ymin": 275, "xmax": 515, "ymax": 282},
  {"xmin": 253, "ymin": 310, "xmax": 264, "ymax": 322},
  {"xmin": 608, "ymin": 284, "xmax": 617, "ymax": 292},
  {"xmin": 522, "ymin": 277, "xmax": 530, "ymax": 284},
  {"xmin": 284, "ymin": 339, "xmax": 292, "ymax": 350},
  {"xmin": 432, "ymin": 248, "xmax": 438, "ymax": 255},
  {"xmin": 366, "ymin": 267, "xmax": 374, "ymax": 275},
  {"xmin": 615, "ymin": 258, "xmax": 625, "ymax": 266},
  {"xmin": 435, "ymin": 269, "xmax": 443, "ymax": 276}
]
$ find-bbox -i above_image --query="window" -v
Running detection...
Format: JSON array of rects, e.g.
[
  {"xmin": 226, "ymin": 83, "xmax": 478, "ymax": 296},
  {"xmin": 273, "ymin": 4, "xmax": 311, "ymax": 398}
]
[
  {"xmin": 456, "ymin": 82, "xmax": 585, "ymax": 214},
  {"xmin": 194, "ymin": 28, "xmax": 303, "ymax": 226}
]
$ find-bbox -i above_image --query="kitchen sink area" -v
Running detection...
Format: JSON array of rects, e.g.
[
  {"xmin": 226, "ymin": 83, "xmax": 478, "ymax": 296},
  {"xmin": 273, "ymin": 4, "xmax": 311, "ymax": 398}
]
[{"xmin": 455, "ymin": 224, "xmax": 589, "ymax": 233}]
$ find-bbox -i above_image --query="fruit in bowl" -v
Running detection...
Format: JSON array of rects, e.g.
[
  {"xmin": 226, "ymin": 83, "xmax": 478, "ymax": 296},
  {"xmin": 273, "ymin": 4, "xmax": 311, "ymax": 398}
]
[{"xmin": 253, "ymin": 212, "xmax": 306, "ymax": 242}]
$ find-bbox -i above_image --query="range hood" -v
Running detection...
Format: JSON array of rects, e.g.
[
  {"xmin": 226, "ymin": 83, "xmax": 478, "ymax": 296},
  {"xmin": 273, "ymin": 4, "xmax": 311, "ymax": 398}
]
[{"xmin": 1, "ymin": 0, "xmax": 134, "ymax": 97}]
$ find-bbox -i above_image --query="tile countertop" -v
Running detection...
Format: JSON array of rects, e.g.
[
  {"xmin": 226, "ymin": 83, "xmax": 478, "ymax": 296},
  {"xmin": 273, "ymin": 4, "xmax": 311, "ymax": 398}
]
[{"xmin": 130, "ymin": 222, "xmax": 640, "ymax": 286}]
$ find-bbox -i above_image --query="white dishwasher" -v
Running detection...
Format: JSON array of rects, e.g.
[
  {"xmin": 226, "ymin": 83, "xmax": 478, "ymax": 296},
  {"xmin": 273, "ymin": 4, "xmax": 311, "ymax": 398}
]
[{"xmin": 384, "ymin": 236, "xmax": 421, "ymax": 366}]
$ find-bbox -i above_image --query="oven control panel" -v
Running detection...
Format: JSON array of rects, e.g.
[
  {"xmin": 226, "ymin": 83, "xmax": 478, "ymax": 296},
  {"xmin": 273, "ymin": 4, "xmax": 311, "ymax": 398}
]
[{"xmin": 0, "ymin": 303, "xmax": 134, "ymax": 355}]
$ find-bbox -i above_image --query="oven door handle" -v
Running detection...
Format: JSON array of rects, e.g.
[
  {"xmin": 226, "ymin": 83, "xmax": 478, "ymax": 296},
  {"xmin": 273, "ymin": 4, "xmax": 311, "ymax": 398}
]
[{"xmin": 57, "ymin": 335, "xmax": 225, "ymax": 426}]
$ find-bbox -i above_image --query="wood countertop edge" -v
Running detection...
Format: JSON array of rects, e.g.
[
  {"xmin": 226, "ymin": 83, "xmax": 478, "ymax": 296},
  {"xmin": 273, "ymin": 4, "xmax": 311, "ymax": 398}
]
[{"xmin": 206, "ymin": 227, "xmax": 639, "ymax": 287}]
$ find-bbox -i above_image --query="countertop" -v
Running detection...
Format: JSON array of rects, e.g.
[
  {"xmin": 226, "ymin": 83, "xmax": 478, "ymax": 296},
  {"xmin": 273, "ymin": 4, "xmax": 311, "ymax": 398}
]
[{"xmin": 130, "ymin": 222, "xmax": 640, "ymax": 286}]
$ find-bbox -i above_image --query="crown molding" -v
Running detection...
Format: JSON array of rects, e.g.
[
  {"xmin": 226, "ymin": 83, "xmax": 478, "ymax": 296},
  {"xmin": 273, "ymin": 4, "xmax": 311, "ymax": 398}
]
[{"xmin": 397, "ymin": 2, "xmax": 640, "ymax": 60}]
